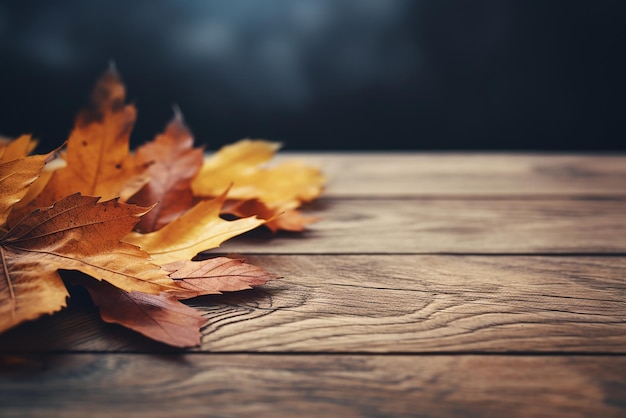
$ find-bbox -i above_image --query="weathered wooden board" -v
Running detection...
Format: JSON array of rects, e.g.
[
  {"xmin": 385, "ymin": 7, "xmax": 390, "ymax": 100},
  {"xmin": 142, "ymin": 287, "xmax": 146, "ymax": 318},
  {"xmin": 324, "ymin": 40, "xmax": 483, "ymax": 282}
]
[
  {"xmin": 275, "ymin": 153, "xmax": 626, "ymax": 197},
  {"xmin": 197, "ymin": 255, "xmax": 626, "ymax": 352},
  {"xmin": 218, "ymin": 198, "xmax": 626, "ymax": 254},
  {"xmin": 2, "ymin": 256, "xmax": 624, "ymax": 353},
  {"xmin": 1, "ymin": 354, "xmax": 624, "ymax": 418},
  {"xmin": 2, "ymin": 153, "xmax": 625, "ymax": 418}
]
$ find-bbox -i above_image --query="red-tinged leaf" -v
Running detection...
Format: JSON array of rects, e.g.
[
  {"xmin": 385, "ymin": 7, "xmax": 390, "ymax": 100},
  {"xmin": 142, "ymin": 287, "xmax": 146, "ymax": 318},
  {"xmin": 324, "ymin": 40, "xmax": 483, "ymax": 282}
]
[
  {"xmin": 128, "ymin": 112, "xmax": 204, "ymax": 232},
  {"xmin": 0, "ymin": 70, "xmax": 325, "ymax": 345},
  {"xmin": 163, "ymin": 257, "xmax": 279, "ymax": 299},
  {"xmin": 76, "ymin": 276, "xmax": 206, "ymax": 348},
  {"xmin": 222, "ymin": 199, "xmax": 318, "ymax": 232}
]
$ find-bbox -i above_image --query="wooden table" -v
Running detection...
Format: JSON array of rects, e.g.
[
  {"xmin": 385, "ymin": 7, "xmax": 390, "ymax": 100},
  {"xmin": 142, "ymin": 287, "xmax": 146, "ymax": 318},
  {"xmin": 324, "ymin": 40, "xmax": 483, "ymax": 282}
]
[{"xmin": 1, "ymin": 153, "xmax": 625, "ymax": 417}]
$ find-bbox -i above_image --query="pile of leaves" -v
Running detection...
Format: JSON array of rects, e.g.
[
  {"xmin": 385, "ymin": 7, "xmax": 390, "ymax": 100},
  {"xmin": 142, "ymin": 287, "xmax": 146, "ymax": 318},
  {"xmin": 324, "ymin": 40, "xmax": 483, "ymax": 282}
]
[{"xmin": 0, "ymin": 70, "xmax": 324, "ymax": 347}]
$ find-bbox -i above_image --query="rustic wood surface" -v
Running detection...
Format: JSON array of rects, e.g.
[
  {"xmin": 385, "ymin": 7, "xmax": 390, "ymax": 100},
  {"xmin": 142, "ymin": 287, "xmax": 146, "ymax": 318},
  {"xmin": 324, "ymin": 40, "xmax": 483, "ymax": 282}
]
[
  {"xmin": 1, "ymin": 354, "xmax": 625, "ymax": 418},
  {"xmin": 275, "ymin": 153, "xmax": 626, "ymax": 197},
  {"xmin": 218, "ymin": 199, "xmax": 626, "ymax": 254},
  {"xmin": 2, "ymin": 255, "xmax": 626, "ymax": 353},
  {"xmin": 1, "ymin": 153, "xmax": 625, "ymax": 417}
]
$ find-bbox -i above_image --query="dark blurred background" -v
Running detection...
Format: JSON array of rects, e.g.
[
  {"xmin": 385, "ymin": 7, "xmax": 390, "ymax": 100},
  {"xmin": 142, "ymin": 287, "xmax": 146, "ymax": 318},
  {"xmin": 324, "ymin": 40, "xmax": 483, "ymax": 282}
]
[{"xmin": 0, "ymin": 0, "xmax": 624, "ymax": 151}]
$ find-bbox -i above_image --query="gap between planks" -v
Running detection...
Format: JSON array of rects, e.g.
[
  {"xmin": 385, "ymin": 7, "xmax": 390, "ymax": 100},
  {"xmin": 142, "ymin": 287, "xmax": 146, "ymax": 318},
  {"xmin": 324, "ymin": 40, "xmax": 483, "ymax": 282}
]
[{"xmin": 218, "ymin": 197, "xmax": 626, "ymax": 254}]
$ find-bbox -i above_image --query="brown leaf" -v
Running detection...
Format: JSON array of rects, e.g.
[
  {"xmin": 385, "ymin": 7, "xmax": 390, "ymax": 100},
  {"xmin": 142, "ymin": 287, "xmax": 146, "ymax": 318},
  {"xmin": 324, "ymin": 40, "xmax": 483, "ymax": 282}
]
[
  {"xmin": 163, "ymin": 257, "xmax": 278, "ymax": 299},
  {"xmin": 31, "ymin": 69, "xmax": 148, "ymax": 208},
  {"xmin": 0, "ymin": 153, "xmax": 48, "ymax": 226},
  {"xmin": 128, "ymin": 112, "xmax": 204, "ymax": 232},
  {"xmin": 74, "ymin": 276, "xmax": 206, "ymax": 348},
  {"xmin": 222, "ymin": 199, "xmax": 318, "ymax": 232},
  {"xmin": 1, "ymin": 195, "xmax": 175, "ymax": 320},
  {"xmin": 124, "ymin": 192, "xmax": 264, "ymax": 265},
  {"xmin": 0, "ymin": 71, "xmax": 323, "ymax": 345}
]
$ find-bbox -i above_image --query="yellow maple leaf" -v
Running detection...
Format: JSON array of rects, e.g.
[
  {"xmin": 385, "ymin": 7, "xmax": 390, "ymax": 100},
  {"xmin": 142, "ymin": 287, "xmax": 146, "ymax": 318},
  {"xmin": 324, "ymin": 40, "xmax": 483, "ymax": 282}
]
[
  {"xmin": 191, "ymin": 139, "xmax": 325, "ymax": 210},
  {"xmin": 124, "ymin": 192, "xmax": 264, "ymax": 265}
]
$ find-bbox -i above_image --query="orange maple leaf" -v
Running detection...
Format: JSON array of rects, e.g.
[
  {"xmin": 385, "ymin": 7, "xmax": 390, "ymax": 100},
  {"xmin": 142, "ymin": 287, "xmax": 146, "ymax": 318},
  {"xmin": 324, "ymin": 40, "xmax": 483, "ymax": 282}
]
[
  {"xmin": 0, "ymin": 192, "xmax": 175, "ymax": 334},
  {"xmin": 29, "ymin": 68, "xmax": 148, "ymax": 210}
]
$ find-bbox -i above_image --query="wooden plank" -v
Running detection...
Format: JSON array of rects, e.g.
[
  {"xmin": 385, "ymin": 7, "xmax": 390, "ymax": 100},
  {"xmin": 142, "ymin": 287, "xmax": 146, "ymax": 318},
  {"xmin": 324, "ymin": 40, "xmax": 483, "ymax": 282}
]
[
  {"xmin": 1, "ymin": 256, "xmax": 625, "ymax": 353},
  {"xmin": 219, "ymin": 198, "xmax": 626, "ymax": 254},
  {"xmin": 1, "ymin": 353, "xmax": 624, "ymax": 418},
  {"xmin": 275, "ymin": 153, "xmax": 626, "ymax": 197}
]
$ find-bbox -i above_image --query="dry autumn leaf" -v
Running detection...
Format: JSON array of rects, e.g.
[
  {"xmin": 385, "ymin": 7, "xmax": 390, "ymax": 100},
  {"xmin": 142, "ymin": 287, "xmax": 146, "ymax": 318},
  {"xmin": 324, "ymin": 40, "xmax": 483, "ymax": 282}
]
[
  {"xmin": 124, "ymin": 191, "xmax": 264, "ymax": 265},
  {"xmin": 192, "ymin": 139, "xmax": 324, "ymax": 231},
  {"xmin": 29, "ymin": 68, "xmax": 148, "ymax": 209},
  {"xmin": 69, "ymin": 274, "xmax": 207, "ymax": 348},
  {"xmin": 192, "ymin": 139, "xmax": 324, "ymax": 206},
  {"xmin": 0, "ymin": 152, "xmax": 48, "ymax": 226},
  {"xmin": 127, "ymin": 111, "xmax": 204, "ymax": 233},
  {"xmin": 164, "ymin": 257, "xmax": 279, "ymax": 299},
  {"xmin": 0, "ymin": 68, "xmax": 322, "ymax": 347},
  {"xmin": 0, "ymin": 135, "xmax": 38, "ymax": 162},
  {"xmin": 0, "ymin": 193, "xmax": 175, "ymax": 334},
  {"xmin": 222, "ymin": 199, "xmax": 318, "ymax": 232}
]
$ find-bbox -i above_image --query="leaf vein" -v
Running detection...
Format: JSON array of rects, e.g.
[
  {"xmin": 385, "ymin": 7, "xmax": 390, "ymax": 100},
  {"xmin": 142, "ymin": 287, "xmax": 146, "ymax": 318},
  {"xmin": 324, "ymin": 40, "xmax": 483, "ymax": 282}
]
[{"xmin": 0, "ymin": 246, "xmax": 16, "ymax": 320}]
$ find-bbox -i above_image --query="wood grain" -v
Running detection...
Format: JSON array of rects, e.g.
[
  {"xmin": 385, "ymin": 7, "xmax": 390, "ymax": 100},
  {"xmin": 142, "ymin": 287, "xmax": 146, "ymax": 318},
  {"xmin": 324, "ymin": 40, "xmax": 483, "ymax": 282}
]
[
  {"xmin": 275, "ymin": 153, "xmax": 626, "ymax": 197},
  {"xmin": 219, "ymin": 198, "xmax": 626, "ymax": 254},
  {"xmin": 1, "ymin": 354, "xmax": 624, "ymax": 418},
  {"xmin": 2, "ymin": 153, "xmax": 626, "ymax": 418},
  {"xmin": 2, "ymin": 256, "xmax": 624, "ymax": 353}
]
